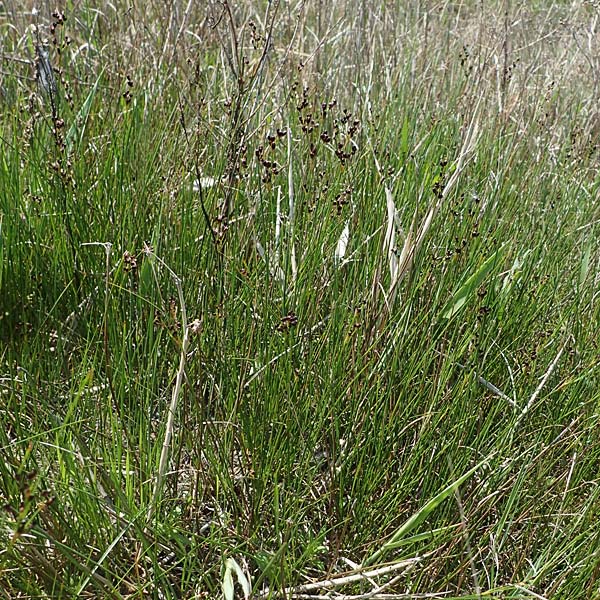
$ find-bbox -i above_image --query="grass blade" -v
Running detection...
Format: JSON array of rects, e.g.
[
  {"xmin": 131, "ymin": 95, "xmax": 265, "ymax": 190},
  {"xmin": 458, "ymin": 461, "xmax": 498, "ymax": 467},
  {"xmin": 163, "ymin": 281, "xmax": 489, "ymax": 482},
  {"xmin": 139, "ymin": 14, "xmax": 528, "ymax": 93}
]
[
  {"xmin": 362, "ymin": 457, "xmax": 489, "ymax": 567},
  {"xmin": 66, "ymin": 67, "xmax": 105, "ymax": 153},
  {"xmin": 441, "ymin": 246, "xmax": 505, "ymax": 320}
]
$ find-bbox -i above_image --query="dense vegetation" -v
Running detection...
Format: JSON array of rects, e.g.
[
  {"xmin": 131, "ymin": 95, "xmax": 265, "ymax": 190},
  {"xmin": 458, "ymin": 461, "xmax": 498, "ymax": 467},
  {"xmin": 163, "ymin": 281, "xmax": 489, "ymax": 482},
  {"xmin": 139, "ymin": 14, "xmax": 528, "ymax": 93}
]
[{"xmin": 1, "ymin": 1, "xmax": 600, "ymax": 598}]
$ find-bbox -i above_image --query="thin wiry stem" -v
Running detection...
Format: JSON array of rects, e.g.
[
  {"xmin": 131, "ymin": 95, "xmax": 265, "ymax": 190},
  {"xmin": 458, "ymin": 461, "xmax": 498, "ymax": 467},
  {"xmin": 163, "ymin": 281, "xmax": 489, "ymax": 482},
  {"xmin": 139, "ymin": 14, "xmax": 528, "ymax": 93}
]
[{"xmin": 144, "ymin": 245, "xmax": 191, "ymax": 526}]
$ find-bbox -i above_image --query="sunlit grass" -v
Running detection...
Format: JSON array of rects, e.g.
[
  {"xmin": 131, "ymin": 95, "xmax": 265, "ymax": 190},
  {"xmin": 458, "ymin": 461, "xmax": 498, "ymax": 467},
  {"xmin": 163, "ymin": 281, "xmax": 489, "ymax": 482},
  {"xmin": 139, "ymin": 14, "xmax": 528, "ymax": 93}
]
[{"xmin": 1, "ymin": 1, "xmax": 599, "ymax": 598}]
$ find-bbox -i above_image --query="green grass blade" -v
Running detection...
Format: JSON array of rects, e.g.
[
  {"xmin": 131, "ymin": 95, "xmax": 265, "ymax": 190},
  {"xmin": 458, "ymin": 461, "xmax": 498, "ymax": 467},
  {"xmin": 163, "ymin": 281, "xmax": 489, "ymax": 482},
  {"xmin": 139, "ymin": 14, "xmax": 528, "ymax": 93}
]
[
  {"xmin": 0, "ymin": 214, "xmax": 3, "ymax": 292},
  {"xmin": 579, "ymin": 238, "xmax": 592, "ymax": 288},
  {"xmin": 362, "ymin": 457, "xmax": 489, "ymax": 567},
  {"xmin": 441, "ymin": 246, "xmax": 505, "ymax": 320},
  {"xmin": 376, "ymin": 523, "xmax": 461, "ymax": 550},
  {"xmin": 65, "ymin": 67, "xmax": 105, "ymax": 153}
]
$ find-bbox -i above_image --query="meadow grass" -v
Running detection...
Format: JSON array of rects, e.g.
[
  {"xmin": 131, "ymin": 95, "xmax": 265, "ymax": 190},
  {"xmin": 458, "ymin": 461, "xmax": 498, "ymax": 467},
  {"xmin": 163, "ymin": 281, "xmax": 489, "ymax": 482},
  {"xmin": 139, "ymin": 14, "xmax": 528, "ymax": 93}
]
[{"xmin": 1, "ymin": 1, "xmax": 600, "ymax": 598}]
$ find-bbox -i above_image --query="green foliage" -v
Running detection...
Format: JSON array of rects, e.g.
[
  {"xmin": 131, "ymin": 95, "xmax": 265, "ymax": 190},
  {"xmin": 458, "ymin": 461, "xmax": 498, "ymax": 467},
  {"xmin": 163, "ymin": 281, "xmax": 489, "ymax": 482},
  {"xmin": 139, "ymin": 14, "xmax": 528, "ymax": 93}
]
[{"xmin": 1, "ymin": 1, "xmax": 600, "ymax": 599}]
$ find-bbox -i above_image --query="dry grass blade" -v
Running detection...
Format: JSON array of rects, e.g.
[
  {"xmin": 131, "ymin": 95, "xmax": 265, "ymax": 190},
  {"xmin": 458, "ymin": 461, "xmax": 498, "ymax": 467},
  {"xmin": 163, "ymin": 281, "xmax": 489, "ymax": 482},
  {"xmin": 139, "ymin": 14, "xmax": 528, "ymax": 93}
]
[
  {"xmin": 335, "ymin": 220, "xmax": 350, "ymax": 265},
  {"xmin": 287, "ymin": 593, "xmax": 450, "ymax": 600},
  {"xmin": 389, "ymin": 100, "xmax": 482, "ymax": 302},
  {"xmin": 368, "ymin": 98, "xmax": 480, "ymax": 319},
  {"xmin": 514, "ymin": 338, "xmax": 568, "ymax": 430},
  {"xmin": 35, "ymin": 43, "xmax": 56, "ymax": 98},
  {"xmin": 288, "ymin": 125, "xmax": 298, "ymax": 284},
  {"xmin": 143, "ymin": 245, "xmax": 191, "ymax": 527},
  {"xmin": 383, "ymin": 183, "xmax": 399, "ymax": 284},
  {"xmin": 258, "ymin": 556, "xmax": 425, "ymax": 599}
]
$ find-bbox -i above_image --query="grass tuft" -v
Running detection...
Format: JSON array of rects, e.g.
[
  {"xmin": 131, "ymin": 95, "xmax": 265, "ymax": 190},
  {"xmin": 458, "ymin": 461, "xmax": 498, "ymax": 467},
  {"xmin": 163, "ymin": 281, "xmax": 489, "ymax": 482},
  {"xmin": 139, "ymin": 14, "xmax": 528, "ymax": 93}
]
[{"xmin": 1, "ymin": 1, "xmax": 600, "ymax": 598}]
